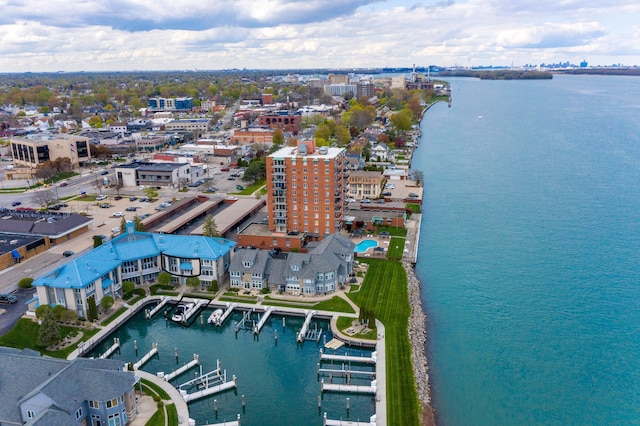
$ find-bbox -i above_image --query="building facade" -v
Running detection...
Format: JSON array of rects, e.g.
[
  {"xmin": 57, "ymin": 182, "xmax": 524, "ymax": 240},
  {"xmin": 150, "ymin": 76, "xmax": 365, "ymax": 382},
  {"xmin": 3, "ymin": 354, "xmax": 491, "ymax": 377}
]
[
  {"xmin": 114, "ymin": 162, "xmax": 191, "ymax": 187},
  {"xmin": 257, "ymin": 111, "xmax": 301, "ymax": 133},
  {"xmin": 10, "ymin": 134, "xmax": 91, "ymax": 168},
  {"xmin": 148, "ymin": 96, "xmax": 194, "ymax": 111},
  {"xmin": 267, "ymin": 141, "xmax": 347, "ymax": 239},
  {"xmin": 33, "ymin": 224, "xmax": 235, "ymax": 320},
  {"xmin": 347, "ymin": 171, "xmax": 384, "ymax": 200},
  {"xmin": 229, "ymin": 233, "xmax": 354, "ymax": 295},
  {"xmin": 164, "ymin": 119, "xmax": 210, "ymax": 133}
]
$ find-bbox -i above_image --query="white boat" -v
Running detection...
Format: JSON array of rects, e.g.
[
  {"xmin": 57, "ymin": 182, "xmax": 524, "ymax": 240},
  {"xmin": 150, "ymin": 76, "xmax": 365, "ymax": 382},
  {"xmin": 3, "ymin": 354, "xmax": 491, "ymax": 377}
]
[
  {"xmin": 207, "ymin": 308, "xmax": 224, "ymax": 325},
  {"xmin": 172, "ymin": 302, "xmax": 195, "ymax": 322}
]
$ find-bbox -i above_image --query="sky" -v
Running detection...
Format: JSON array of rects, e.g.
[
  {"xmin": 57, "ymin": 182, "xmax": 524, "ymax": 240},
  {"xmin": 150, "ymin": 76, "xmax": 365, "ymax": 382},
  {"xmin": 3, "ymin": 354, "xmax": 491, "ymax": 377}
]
[{"xmin": 0, "ymin": 0, "xmax": 639, "ymax": 72}]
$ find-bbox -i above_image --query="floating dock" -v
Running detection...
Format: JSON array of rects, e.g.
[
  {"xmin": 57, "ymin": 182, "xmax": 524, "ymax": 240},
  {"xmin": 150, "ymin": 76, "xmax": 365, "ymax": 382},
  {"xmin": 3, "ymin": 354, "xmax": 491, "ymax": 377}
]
[
  {"xmin": 99, "ymin": 337, "xmax": 120, "ymax": 359},
  {"xmin": 178, "ymin": 359, "xmax": 237, "ymax": 403},
  {"xmin": 214, "ymin": 303, "xmax": 236, "ymax": 327},
  {"xmin": 160, "ymin": 354, "xmax": 200, "ymax": 382},
  {"xmin": 254, "ymin": 307, "xmax": 274, "ymax": 335},
  {"xmin": 324, "ymin": 338, "xmax": 344, "ymax": 350},
  {"xmin": 200, "ymin": 415, "xmax": 241, "ymax": 426},
  {"xmin": 134, "ymin": 343, "xmax": 158, "ymax": 370},
  {"xmin": 321, "ymin": 379, "xmax": 377, "ymax": 395},
  {"xmin": 145, "ymin": 297, "xmax": 170, "ymax": 319},
  {"xmin": 323, "ymin": 413, "xmax": 376, "ymax": 426},
  {"xmin": 297, "ymin": 310, "xmax": 316, "ymax": 342},
  {"xmin": 320, "ymin": 349, "xmax": 377, "ymax": 365}
]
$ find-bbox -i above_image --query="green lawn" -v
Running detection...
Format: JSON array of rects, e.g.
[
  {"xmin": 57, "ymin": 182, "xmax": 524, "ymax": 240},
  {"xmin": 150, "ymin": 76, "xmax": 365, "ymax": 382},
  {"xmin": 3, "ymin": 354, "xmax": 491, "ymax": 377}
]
[
  {"xmin": 0, "ymin": 318, "xmax": 100, "ymax": 358},
  {"xmin": 232, "ymin": 178, "xmax": 266, "ymax": 196},
  {"xmin": 387, "ymin": 237, "xmax": 406, "ymax": 261},
  {"xmin": 405, "ymin": 203, "xmax": 421, "ymax": 214},
  {"xmin": 100, "ymin": 307, "xmax": 128, "ymax": 326},
  {"xmin": 375, "ymin": 226, "xmax": 407, "ymax": 237},
  {"xmin": 348, "ymin": 259, "xmax": 420, "ymax": 426},
  {"xmin": 262, "ymin": 295, "xmax": 355, "ymax": 313}
]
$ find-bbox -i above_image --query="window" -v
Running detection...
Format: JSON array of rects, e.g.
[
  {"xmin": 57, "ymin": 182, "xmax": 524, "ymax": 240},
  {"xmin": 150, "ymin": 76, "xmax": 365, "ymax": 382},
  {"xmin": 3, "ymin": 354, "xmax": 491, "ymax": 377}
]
[
  {"xmin": 90, "ymin": 400, "xmax": 99, "ymax": 408},
  {"xmin": 243, "ymin": 261, "xmax": 251, "ymax": 267},
  {"xmin": 76, "ymin": 408, "xmax": 83, "ymax": 420},
  {"xmin": 27, "ymin": 410, "xmax": 35, "ymax": 419}
]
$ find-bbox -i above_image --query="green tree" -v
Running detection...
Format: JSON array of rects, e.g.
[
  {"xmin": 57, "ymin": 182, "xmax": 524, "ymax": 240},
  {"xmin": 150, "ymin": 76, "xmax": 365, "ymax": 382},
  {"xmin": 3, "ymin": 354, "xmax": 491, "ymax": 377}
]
[
  {"xmin": 93, "ymin": 235, "xmax": 104, "ymax": 248},
  {"xmin": 101, "ymin": 295, "xmax": 114, "ymax": 312},
  {"xmin": 335, "ymin": 124, "xmax": 351, "ymax": 146},
  {"xmin": 242, "ymin": 158, "xmax": 266, "ymax": 184},
  {"xmin": 120, "ymin": 217, "xmax": 127, "ymax": 234},
  {"xmin": 272, "ymin": 128, "xmax": 284, "ymax": 146},
  {"xmin": 18, "ymin": 277, "xmax": 34, "ymax": 289},
  {"xmin": 390, "ymin": 108, "xmax": 414, "ymax": 133},
  {"xmin": 202, "ymin": 215, "xmax": 220, "ymax": 237},
  {"xmin": 87, "ymin": 296, "xmax": 98, "ymax": 322},
  {"xmin": 88, "ymin": 115, "xmax": 103, "ymax": 128},
  {"xmin": 133, "ymin": 215, "xmax": 145, "ymax": 231},
  {"xmin": 37, "ymin": 309, "xmax": 61, "ymax": 347},
  {"xmin": 143, "ymin": 187, "xmax": 159, "ymax": 200},
  {"xmin": 122, "ymin": 280, "xmax": 135, "ymax": 295},
  {"xmin": 51, "ymin": 304, "xmax": 66, "ymax": 321},
  {"xmin": 60, "ymin": 309, "xmax": 78, "ymax": 323},
  {"xmin": 35, "ymin": 304, "xmax": 51, "ymax": 320},
  {"xmin": 209, "ymin": 280, "xmax": 219, "ymax": 293},
  {"xmin": 186, "ymin": 276, "xmax": 200, "ymax": 289},
  {"xmin": 158, "ymin": 271, "xmax": 173, "ymax": 286}
]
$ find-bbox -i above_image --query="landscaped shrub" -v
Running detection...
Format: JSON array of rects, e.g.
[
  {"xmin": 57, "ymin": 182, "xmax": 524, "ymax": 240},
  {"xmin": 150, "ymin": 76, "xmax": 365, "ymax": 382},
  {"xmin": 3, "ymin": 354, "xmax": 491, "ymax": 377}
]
[
  {"xmin": 18, "ymin": 277, "xmax": 34, "ymax": 289},
  {"xmin": 51, "ymin": 304, "xmax": 66, "ymax": 321}
]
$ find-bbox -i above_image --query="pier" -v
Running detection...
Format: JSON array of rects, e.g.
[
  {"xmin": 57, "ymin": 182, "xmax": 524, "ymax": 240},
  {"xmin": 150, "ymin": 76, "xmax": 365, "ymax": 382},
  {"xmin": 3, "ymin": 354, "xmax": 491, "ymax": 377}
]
[
  {"xmin": 99, "ymin": 337, "xmax": 120, "ymax": 359},
  {"xmin": 235, "ymin": 309, "xmax": 256, "ymax": 332},
  {"xmin": 214, "ymin": 302, "xmax": 236, "ymax": 327},
  {"xmin": 320, "ymin": 349, "xmax": 377, "ymax": 365},
  {"xmin": 323, "ymin": 413, "xmax": 376, "ymax": 426},
  {"xmin": 321, "ymin": 379, "xmax": 377, "ymax": 394},
  {"xmin": 160, "ymin": 354, "xmax": 200, "ymax": 382},
  {"xmin": 134, "ymin": 343, "xmax": 158, "ymax": 370},
  {"xmin": 178, "ymin": 359, "xmax": 237, "ymax": 403},
  {"xmin": 253, "ymin": 307, "xmax": 274, "ymax": 335},
  {"xmin": 297, "ymin": 310, "xmax": 316, "ymax": 342},
  {"xmin": 201, "ymin": 415, "xmax": 241, "ymax": 426},
  {"xmin": 145, "ymin": 297, "xmax": 170, "ymax": 319},
  {"xmin": 182, "ymin": 299, "xmax": 209, "ymax": 323}
]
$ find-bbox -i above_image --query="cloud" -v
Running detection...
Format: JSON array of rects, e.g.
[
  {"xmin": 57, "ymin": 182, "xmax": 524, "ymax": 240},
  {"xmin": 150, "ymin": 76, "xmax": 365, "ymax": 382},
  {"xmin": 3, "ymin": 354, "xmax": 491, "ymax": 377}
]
[{"xmin": 497, "ymin": 23, "xmax": 608, "ymax": 49}]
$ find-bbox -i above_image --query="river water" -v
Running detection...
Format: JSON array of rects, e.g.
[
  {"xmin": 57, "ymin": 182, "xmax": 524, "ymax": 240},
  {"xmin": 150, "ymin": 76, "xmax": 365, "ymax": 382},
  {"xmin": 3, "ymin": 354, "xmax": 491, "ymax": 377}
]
[{"xmin": 414, "ymin": 75, "xmax": 640, "ymax": 425}]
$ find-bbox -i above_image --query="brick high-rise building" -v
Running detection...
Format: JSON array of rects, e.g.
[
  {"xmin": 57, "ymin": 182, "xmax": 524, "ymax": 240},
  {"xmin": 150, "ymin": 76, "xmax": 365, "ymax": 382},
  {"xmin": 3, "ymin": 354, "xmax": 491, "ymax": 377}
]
[{"xmin": 267, "ymin": 140, "xmax": 347, "ymax": 239}]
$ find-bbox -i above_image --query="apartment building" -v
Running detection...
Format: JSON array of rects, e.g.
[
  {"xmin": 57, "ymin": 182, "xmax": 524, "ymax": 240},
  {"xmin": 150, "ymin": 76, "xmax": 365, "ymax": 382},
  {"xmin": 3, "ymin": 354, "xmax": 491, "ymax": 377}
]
[
  {"xmin": 10, "ymin": 134, "xmax": 91, "ymax": 168},
  {"xmin": 267, "ymin": 140, "xmax": 347, "ymax": 239},
  {"xmin": 347, "ymin": 170, "xmax": 384, "ymax": 200}
]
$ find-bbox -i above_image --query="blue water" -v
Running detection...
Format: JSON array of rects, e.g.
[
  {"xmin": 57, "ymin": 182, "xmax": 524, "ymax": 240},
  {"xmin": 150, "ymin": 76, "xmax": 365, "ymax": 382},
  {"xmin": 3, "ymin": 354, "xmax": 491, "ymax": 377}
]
[
  {"xmin": 414, "ymin": 75, "xmax": 640, "ymax": 426},
  {"xmin": 87, "ymin": 308, "xmax": 375, "ymax": 425},
  {"xmin": 354, "ymin": 239, "xmax": 378, "ymax": 253}
]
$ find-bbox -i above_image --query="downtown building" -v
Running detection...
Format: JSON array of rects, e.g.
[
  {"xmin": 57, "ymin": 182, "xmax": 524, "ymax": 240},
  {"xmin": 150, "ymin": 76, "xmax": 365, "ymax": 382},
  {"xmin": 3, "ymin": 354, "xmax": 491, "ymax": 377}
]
[{"xmin": 266, "ymin": 140, "xmax": 347, "ymax": 241}]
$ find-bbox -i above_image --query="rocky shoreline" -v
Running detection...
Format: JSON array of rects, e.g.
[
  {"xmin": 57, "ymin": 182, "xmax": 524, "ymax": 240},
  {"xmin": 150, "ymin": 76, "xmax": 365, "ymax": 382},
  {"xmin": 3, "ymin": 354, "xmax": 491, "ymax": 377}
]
[{"xmin": 404, "ymin": 262, "xmax": 435, "ymax": 424}]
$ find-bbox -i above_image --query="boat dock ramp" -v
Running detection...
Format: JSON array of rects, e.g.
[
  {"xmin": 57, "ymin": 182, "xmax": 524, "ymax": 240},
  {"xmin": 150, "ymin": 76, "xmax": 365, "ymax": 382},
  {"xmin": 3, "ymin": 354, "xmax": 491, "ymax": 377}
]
[
  {"xmin": 133, "ymin": 342, "xmax": 158, "ymax": 370},
  {"xmin": 320, "ymin": 349, "xmax": 377, "ymax": 365},
  {"xmin": 323, "ymin": 412, "xmax": 376, "ymax": 426},
  {"xmin": 253, "ymin": 307, "xmax": 274, "ymax": 334},
  {"xmin": 321, "ymin": 379, "xmax": 377, "ymax": 395},
  {"xmin": 297, "ymin": 310, "xmax": 318, "ymax": 342},
  {"xmin": 145, "ymin": 297, "xmax": 170, "ymax": 319},
  {"xmin": 158, "ymin": 354, "xmax": 200, "ymax": 382},
  {"xmin": 99, "ymin": 337, "xmax": 120, "ymax": 359},
  {"xmin": 178, "ymin": 359, "xmax": 237, "ymax": 403}
]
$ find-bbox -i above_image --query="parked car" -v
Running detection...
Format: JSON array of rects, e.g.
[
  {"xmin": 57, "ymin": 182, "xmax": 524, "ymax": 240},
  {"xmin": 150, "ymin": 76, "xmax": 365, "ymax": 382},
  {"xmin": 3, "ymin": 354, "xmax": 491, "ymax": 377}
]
[
  {"xmin": 113, "ymin": 211, "xmax": 125, "ymax": 217},
  {"xmin": 99, "ymin": 203, "xmax": 110, "ymax": 208},
  {"xmin": 0, "ymin": 293, "xmax": 17, "ymax": 304},
  {"xmin": 221, "ymin": 167, "xmax": 230, "ymax": 172},
  {"xmin": 139, "ymin": 213, "xmax": 151, "ymax": 219},
  {"xmin": 59, "ymin": 182, "xmax": 68, "ymax": 187},
  {"xmin": 125, "ymin": 206, "xmax": 138, "ymax": 212},
  {"xmin": 114, "ymin": 196, "xmax": 122, "ymax": 200},
  {"xmin": 11, "ymin": 201, "xmax": 21, "ymax": 206},
  {"xmin": 62, "ymin": 250, "xmax": 75, "ymax": 257},
  {"xmin": 382, "ymin": 191, "xmax": 392, "ymax": 196},
  {"xmin": 96, "ymin": 195, "xmax": 107, "ymax": 201},
  {"xmin": 101, "ymin": 170, "xmax": 109, "ymax": 175},
  {"xmin": 360, "ymin": 199, "xmax": 371, "ymax": 204},
  {"xmin": 129, "ymin": 196, "xmax": 137, "ymax": 201}
]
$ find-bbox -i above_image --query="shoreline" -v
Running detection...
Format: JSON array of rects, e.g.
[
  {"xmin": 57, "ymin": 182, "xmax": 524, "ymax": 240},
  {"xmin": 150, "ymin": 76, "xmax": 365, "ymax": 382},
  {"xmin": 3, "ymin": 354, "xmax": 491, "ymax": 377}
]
[{"xmin": 405, "ymin": 262, "xmax": 435, "ymax": 425}]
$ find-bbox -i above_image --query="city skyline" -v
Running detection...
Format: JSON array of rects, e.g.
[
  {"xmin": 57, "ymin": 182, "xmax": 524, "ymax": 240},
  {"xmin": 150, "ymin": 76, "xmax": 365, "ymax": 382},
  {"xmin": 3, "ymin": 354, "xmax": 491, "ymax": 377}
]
[{"xmin": 1, "ymin": 0, "xmax": 639, "ymax": 73}]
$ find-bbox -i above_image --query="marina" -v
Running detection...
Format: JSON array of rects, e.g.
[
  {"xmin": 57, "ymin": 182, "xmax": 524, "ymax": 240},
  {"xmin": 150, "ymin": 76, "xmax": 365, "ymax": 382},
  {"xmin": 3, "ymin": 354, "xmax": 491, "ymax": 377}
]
[{"xmin": 86, "ymin": 303, "xmax": 378, "ymax": 425}]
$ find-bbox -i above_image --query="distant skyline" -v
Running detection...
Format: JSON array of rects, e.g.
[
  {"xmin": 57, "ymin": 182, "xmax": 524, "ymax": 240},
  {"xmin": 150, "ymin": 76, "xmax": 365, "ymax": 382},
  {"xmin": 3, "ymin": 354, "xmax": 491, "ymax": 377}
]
[{"xmin": 1, "ymin": 0, "xmax": 639, "ymax": 73}]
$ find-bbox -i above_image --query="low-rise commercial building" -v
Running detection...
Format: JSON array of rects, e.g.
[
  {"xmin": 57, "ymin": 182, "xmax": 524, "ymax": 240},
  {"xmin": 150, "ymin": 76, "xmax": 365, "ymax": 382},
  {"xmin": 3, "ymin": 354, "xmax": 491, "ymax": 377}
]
[
  {"xmin": 10, "ymin": 134, "xmax": 91, "ymax": 168},
  {"xmin": 114, "ymin": 161, "xmax": 191, "ymax": 187}
]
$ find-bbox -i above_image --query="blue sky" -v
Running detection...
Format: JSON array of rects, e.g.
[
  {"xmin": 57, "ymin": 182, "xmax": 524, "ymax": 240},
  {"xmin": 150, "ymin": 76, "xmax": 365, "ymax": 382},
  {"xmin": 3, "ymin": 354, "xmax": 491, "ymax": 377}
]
[{"xmin": 0, "ymin": 0, "xmax": 638, "ymax": 72}]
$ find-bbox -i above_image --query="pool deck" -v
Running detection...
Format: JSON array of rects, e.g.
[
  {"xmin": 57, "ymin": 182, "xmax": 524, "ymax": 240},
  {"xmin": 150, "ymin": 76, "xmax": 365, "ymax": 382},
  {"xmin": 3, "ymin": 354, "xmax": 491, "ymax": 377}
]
[{"xmin": 68, "ymin": 290, "xmax": 386, "ymax": 425}]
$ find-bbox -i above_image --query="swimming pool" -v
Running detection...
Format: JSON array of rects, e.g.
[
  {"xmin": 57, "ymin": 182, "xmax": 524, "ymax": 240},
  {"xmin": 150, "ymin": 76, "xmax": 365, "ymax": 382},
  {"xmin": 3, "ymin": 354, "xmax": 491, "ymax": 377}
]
[{"xmin": 354, "ymin": 239, "xmax": 378, "ymax": 253}]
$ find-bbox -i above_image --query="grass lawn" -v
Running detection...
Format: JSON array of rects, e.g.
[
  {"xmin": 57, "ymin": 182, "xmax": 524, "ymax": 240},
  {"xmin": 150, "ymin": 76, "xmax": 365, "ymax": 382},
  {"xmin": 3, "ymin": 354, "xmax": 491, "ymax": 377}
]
[
  {"xmin": 262, "ymin": 295, "xmax": 355, "ymax": 314},
  {"xmin": 0, "ymin": 318, "xmax": 100, "ymax": 359},
  {"xmin": 405, "ymin": 203, "xmax": 421, "ymax": 214},
  {"xmin": 76, "ymin": 194, "xmax": 98, "ymax": 201},
  {"xmin": 232, "ymin": 179, "xmax": 266, "ymax": 196},
  {"xmin": 375, "ymin": 226, "xmax": 407, "ymax": 237},
  {"xmin": 387, "ymin": 237, "xmax": 406, "ymax": 261},
  {"xmin": 101, "ymin": 306, "xmax": 128, "ymax": 326},
  {"xmin": 348, "ymin": 258, "xmax": 420, "ymax": 426}
]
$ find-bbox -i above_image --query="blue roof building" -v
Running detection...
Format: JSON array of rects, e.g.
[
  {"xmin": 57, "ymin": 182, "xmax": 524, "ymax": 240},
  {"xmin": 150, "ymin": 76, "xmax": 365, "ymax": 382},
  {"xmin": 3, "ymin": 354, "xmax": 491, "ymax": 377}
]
[{"xmin": 34, "ymin": 223, "xmax": 235, "ymax": 319}]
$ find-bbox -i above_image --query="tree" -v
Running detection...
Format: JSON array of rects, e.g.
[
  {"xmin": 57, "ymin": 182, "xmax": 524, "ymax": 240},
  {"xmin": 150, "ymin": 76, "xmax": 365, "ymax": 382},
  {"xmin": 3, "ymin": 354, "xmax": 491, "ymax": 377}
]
[
  {"xmin": 133, "ymin": 215, "xmax": 145, "ymax": 231},
  {"xmin": 335, "ymin": 124, "xmax": 351, "ymax": 146},
  {"xmin": 60, "ymin": 309, "xmax": 78, "ymax": 323},
  {"xmin": 51, "ymin": 304, "xmax": 67, "ymax": 321},
  {"xmin": 390, "ymin": 108, "xmax": 414, "ymax": 133},
  {"xmin": 209, "ymin": 280, "xmax": 219, "ymax": 293},
  {"xmin": 37, "ymin": 309, "xmax": 61, "ymax": 347},
  {"xmin": 32, "ymin": 188, "xmax": 57, "ymax": 207},
  {"xmin": 242, "ymin": 158, "xmax": 266, "ymax": 184},
  {"xmin": 101, "ymin": 295, "xmax": 114, "ymax": 312},
  {"xmin": 93, "ymin": 235, "xmax": 104, "ymax": 248},
  {"xmin": 158, "ymin": 271, "xmax": 173, "ymax": 286},
  {"xmin": 122, "ymin": 280, "xmax": 135, "ymax": 295},
  {"xmin": 88, "ymin": 115, "xmax": 103, "ymax": 128},
  {"xmin": 120, "ymin": 217, "xmax": 127, "ymax": 234},
  {"xmin": 202, "ymin": 215, "xmax": 220, "ymax": 237},
  {"xmin": 18, "ymin": 277, "xmax": 34, "ymax": 289},
  {"xmin": 143, "ymin": 187, "xmax": 159, "ymax": 200},
  {"xmin": 35, "ymin": 304, "xmax": 51, "ymax": 320},
  {"xmin": 186, "ymin": 276, "xmax": 200, "ymax": 289},
  {"xmin": 87, "ymin": 296, "xmax": 98, "ymax": 322},
  {"xmin": 411, "ymin": 169, "xmax": 424, "ymax": 186},
  {"xmin": 272, "ymin": 128, "xmax": 284, "ymax": 146}
]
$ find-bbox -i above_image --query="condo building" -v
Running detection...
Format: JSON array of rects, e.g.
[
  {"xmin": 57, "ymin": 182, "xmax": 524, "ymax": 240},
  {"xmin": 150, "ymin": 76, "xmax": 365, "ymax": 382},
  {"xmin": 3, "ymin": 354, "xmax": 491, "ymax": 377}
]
[{"xmin": 266, "ymin": 140, "xmax": 347, "ymax": 240}]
